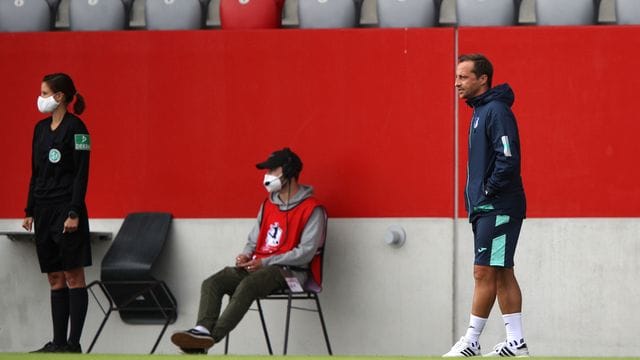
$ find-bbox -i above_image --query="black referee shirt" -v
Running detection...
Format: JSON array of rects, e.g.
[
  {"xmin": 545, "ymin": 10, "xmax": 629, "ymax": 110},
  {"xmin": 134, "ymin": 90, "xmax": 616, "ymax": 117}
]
[{"xmin": 25, "ymin": 112, "xmax": 90, "ymax": 217}]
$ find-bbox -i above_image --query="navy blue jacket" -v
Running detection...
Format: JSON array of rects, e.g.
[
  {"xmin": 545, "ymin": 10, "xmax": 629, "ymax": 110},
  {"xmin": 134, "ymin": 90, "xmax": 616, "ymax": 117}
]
[{"xmin": 464, "ymin": 83, "xmax": 526, "ymax": 223}]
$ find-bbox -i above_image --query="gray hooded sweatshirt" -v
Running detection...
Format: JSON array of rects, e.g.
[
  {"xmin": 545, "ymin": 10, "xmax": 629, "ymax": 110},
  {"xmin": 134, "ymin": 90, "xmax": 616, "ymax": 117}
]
[{"xmin": 242, "ymin": 184, "xmax": 325, "ymax": 282}]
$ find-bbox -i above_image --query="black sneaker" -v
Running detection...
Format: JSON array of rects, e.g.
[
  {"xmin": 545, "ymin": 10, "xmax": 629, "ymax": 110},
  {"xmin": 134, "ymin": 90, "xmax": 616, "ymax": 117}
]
[
  {"xmin": 171, "ymin": 328, "xmax": 215, "ymax": 350},
  {"xmin": 180, "ymin": 347, "xmax": 207, "ymax": 354},
  {"xmin": 63, "ymin": 343, "xmax": 83, "ymax": 353},
  {"xmin": 30, "ymin": 341, "xmax": 66, "ymax": 353}
]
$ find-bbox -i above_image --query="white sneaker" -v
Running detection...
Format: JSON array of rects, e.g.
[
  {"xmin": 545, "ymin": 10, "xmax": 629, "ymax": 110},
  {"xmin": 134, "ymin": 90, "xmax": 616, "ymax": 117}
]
[
  {"xmin": 483, "ymin": 340, "xmax": 529, "ymax": 357},
  {"xmin": 443, "ymin": 336, "xmax": 481, "ymax": 357}
]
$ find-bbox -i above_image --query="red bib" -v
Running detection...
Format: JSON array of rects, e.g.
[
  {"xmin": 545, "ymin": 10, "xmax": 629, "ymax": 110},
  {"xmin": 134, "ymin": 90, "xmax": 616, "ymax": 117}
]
[{"xmin": 254, "ymin": 197, "xmax": 320, "ymax": 259}]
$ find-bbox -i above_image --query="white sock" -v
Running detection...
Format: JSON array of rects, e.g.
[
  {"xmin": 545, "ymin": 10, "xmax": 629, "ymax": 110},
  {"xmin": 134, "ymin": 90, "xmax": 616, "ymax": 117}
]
[
  {"xmin": 194, "ymin": 325, "xmax": 210, "ymax": 334},
  {"xmin": 502, "ymin": 312, "xmax": 524, "ymax": 345},
  {"xmin": 463, "ymin": 314, "xmax": 487, "ymax": 344}
]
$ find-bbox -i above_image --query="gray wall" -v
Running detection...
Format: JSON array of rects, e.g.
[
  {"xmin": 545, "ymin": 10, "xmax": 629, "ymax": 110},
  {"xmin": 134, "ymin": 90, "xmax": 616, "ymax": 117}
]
[
  {"xmin": 1, "ymin": 217, "xmax": 639, "ymax": 356},
  {"xmin": 453, "ymin": 219, "xmax": 640, "ymax": 357}
]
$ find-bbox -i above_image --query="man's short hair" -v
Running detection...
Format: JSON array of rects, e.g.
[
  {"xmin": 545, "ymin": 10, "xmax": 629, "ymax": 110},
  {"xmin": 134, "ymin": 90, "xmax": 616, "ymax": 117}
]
[{"xmin": 458, "ymin": 53, "xmax": 493, "ymax": 89}]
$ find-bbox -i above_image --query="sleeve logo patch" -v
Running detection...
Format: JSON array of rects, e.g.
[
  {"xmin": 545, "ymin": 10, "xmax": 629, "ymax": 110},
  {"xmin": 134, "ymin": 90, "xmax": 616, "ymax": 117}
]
[
  {"xmin": 74, "ymin": 134, "xmax": 91, "ymax": 151},
  {"xmin": 501, "ymin": 135, "xmax": 512, "ymax": 157}
]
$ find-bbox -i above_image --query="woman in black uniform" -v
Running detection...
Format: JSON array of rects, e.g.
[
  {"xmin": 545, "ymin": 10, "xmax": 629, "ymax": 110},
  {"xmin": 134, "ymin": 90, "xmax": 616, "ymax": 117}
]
[{"xmin": 22, "ymin": 73, "xmax": 91, "ymax": 353}]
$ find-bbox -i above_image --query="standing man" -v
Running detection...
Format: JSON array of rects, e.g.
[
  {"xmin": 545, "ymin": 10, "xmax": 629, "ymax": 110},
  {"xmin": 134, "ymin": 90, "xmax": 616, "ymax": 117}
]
[
  {"xmin": 444, "ymin": 54, "xmax": 528, "ymax": 357},
  {"xmin": 171, "ymin": 147, "xmax": 326, "ymax": 354}
]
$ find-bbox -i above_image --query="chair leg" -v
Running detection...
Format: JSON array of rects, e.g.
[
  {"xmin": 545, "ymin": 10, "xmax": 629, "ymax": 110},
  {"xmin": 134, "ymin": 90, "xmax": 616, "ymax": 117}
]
[
  {"xmin": 148, "ymin": 285, "xmax": 174, "ymax": 354},
  {"xmin": 224, "ymin": 294, "xmax": 331, "ymax": 356},
  {"xmin": 150, "ymin": 315, "xmax": 172, "ymax": 354},
  {"xmin": 87, "ymin": 309, "xmax": 112, "ymax": 353},
  {"xmin": 87, "ymin": 281, "xmax": 114, "ymax": 354},
  {"xmin": 225, "ymin": 300, "xmax": 274, "ymax": 355},
  {"xmin": 256, "ymin": 299, "xmax": 273, "ymax": 355},
  {"xmin": 314, "ymin": 295, "xmax": 333, "ymax": 355},
  {"xmin": 86, "ymin": 280, "xmax": 180, "ymax": 354},
  {"xmin": 283, "ymin": 293, "xmax": 293, "ymax": 355}
]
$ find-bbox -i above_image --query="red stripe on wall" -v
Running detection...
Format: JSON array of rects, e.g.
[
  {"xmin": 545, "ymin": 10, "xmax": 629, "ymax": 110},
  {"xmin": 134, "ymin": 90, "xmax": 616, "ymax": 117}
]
[
  {"xmin": 4, "ymin": 27, "xmax": 638, "ymax": 219},
  {"xmin": 0, "ymin": 29, "xmax": 455, "ymax": 218}
]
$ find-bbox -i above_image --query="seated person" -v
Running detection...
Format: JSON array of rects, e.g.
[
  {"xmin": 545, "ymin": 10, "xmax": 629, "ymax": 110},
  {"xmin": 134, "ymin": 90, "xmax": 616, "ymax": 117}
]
[{"xmin": 171, "ymin": 147, "xmax": 326, "ymax": 353}]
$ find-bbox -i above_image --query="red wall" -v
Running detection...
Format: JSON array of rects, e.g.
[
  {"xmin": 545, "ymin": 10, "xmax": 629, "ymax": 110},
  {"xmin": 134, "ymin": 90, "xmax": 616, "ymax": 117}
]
[
  {"xmin": 2, "ymin": 26, "xmax": 639, "ymax": 219},
  {"xmin": 0, "ymin": 29, "xmax": 455, "ymax": 218},
  {"xmin": 458, "ymin": 26, "xmax": 640, "ymax": 218}
]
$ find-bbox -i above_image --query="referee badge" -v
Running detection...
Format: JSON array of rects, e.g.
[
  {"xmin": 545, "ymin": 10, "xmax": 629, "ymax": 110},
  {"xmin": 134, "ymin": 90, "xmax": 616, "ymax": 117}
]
[
  {"xmin": 48, "ymin": 148, "xmax": 61, "ymax": 163},
  {"xmin": 74, "ymin": 134, "xmax": 91, "ymax": 151}
]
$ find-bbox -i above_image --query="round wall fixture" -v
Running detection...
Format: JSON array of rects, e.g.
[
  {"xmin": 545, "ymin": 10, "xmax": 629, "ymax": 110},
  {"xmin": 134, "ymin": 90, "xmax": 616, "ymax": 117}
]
[{"xmin": 384, "ymin": 225, "xmax": 406, "ymax": 247}]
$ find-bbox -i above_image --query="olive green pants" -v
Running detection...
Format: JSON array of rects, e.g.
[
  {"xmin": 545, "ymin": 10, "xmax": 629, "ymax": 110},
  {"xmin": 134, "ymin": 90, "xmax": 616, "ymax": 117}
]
[{"xmin": 196, "ymin": 265, "xmax": 287, "ymax": 342}]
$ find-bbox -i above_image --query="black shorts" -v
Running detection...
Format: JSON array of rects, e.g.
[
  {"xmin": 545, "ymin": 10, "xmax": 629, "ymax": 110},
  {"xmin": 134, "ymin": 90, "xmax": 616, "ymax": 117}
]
[
  {"xmin": 472, "ymin": 214, "xmax": 523, "ymax": 268},
  {"xmin": 33, "ymin": 203, "xmax": 92, "ymax": 273}
]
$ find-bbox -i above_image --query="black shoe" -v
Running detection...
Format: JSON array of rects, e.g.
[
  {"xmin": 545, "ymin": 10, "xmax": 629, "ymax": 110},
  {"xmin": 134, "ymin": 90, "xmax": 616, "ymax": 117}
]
[
  {"xmin": 171, "ymin": 328, "xmax": 215, "ymax": 350},
  {"xmin": 63, "ymin": 343, "xmax": 83, "ymax": 353},
  {"xmin": 30, "ymin": 341, "xmax": 66, "ymax": 353},
  {"xmin": 181, "ymin": 347, "xmax": 207, "ymax": 354}
]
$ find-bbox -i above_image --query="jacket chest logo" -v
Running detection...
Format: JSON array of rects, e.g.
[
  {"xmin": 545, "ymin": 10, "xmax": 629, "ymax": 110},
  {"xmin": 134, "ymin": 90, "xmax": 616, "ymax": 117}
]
[{"xmin": 473, "ymin": 117, "xmax": 480, "ymax": 129}]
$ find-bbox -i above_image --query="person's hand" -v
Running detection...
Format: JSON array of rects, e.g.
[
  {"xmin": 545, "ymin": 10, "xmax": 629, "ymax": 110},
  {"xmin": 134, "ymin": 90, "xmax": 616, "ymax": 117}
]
[
  {"xmin": 22, "ymin": 217, "xmax": 33, "ymax": 232},
  {"xmin": 63, "ymin": 217, "xmax": 79, "ymax": 234},
  {"xmin": 235, "ymin": 254, "xmax": 251, "ymax": 267},
  {"xmin": 242, "ymin": 258, "xmax": 263, "ymax": 273}
]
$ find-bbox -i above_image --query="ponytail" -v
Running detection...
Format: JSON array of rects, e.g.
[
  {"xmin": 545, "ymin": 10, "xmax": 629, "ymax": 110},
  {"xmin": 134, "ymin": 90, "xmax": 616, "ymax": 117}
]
[{"xmin": 73, "ymin": 93, "xmax": 86, "ymax": 115}]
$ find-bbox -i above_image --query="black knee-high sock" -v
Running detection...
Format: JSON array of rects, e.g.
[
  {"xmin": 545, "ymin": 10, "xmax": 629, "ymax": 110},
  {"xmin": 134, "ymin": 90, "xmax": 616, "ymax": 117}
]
[
  {"xmin": 68, "ymin": 287, "xmax": 88, "ymax": 346},
  {"xmin": 51, "ymin": 288, "xmax": 70, "ymax": 346}
]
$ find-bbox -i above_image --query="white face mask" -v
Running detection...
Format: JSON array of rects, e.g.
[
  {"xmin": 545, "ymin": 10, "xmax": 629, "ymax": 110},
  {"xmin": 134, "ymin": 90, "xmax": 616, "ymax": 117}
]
[
  {"xmin": 37, "ymin": 95, "xmax": 60, "ymax": 113},
  {"xmin": 263, "ymin": 174, "xmax": 283, "ymax": 193}
]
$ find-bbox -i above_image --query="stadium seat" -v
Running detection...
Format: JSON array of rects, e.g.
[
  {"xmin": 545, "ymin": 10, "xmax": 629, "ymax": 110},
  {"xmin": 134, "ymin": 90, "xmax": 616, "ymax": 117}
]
[
  {"xmin": 128, "ymin": 0, "xmax": 146, "ymax": 28},
  {"xmin": 145, "ymin": 0, "xmax": 209, "ymax": 30},
  {"xmin": 281, "ymin": 0, "xmax": 298, "ymax": 27},
  {"xmin": 535, "ymin": 0, "xmax": 596, "ymax": 25},
  {"xmin": 456, "ymin": 0, "xmax": 517, "ymax": 26},
  {"xmin": 298, "ymin": 0, "xmax": 363, "ymax": 29},
  {"xmin": 359, "ymin": 0, "xmax": 377, "ymax": 26},
  {"xmin": 219, "ymin": 0, "xmax": 284, "ymax": 29},
  {"xmin": 86, "ymin": 212, "xmax": 177, "ymax": 354},
  {"xmin": 69, "ymin": 0, "xmax": 132, "ymax": 31},
  {"xmin": 377, "ymin": 0, "xmax": 437, "ymax": 28},
  {"xmin": 0, "ymin": 0, "xmax": 59, "ymax": 32},
  {"xmin": 616, "ymin": 0, "xmax": 640, "ymax": 24},
  {"xmin": 205, "ymin": 0, "xmax": 221, "ymax": 27},
  {"xmin": 225, "ymin": 207, "xmax": 331, "ymax": 355}
]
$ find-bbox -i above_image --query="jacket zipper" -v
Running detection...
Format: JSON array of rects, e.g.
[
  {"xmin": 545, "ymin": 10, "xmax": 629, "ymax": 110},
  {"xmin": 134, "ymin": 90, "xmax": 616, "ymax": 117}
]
[{"xmin": 465, "ymin": 109, "xmax": 475, "ymax": 216}]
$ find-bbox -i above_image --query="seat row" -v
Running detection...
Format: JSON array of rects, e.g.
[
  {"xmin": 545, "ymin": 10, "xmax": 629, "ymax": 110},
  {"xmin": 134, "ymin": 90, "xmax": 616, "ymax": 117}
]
[{"xmin": 1, "ymin": 0, "xmax": 639, "ymax": 33}]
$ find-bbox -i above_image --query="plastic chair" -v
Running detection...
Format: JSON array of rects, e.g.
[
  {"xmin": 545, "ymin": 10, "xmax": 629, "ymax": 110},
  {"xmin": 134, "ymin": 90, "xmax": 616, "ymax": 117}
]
[
  {"xmin": 616, "ymin": 0, "xmax": 640, "ymax": 24},
  {"xmin": 0, "ymin": 0, "xmax": 59, "ymax": 32},
  {"xmin": 69, "ymin": 0, "xmax": 132, "ymax": 31},
  {"xmin": 145, "ymin": 0, "xmax": 209, "ymax": 30},
  {"xmin": 298, "ymin": 0, "xmax": 363, "ymax": 29},
  {"xmin": 456, "ymin": 0, "xmax": 518, "ymax": 26},
  {"xmin": 219, "ymin": 0, "xmax": 284, "ymax": 29},
  {"xmin": 225, "ymin": 207, "xmax": 331, "ymax": 355},
  {"xmin": 535, "ymin": 0, "xmax": 596, "ymax": 25},
  {"xmin": 86, "ymin": 212, "xmax": 177, "ymax": 354},
  {"xmin": 377, "ymin": 0, "xmax": 437, "ymax": 28}
]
